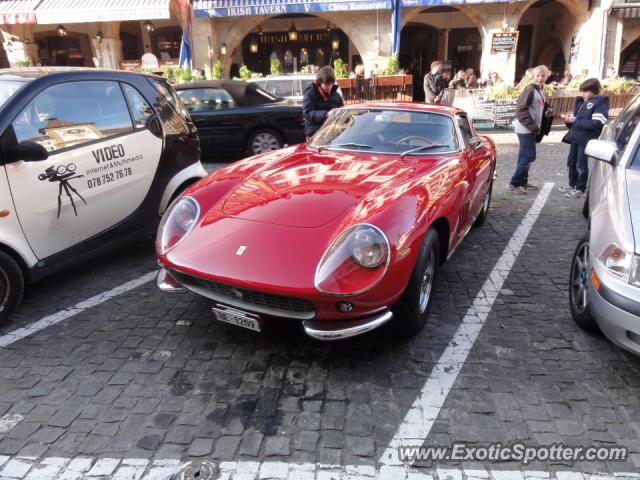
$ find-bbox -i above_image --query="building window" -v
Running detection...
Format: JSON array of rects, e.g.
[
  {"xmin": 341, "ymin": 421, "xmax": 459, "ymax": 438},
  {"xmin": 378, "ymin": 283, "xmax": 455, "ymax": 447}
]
[{"xmin": 152, "ymin": 26, "xmax": 181, "ymax": 60}]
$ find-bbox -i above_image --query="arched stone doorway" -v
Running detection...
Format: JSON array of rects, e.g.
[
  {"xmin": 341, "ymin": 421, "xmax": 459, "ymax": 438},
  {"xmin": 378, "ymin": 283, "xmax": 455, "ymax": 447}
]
[
  {"xmin": 620, "ymin": 37, "xmax": 640, "ymax": 79},
  {"xmin": 239, "ymin": 14, "xmax": 355, "ymax": 76},
  {"xmin": 400, "ymin": 6, "xmax": 481, "ymax": 101},
  {"xmin": 34, "ymin": 30, "xmax": 92, "ymax": 66},
  {"xmin": 516, "ymin": 0, "xmax": 575, "ymax": 83}
]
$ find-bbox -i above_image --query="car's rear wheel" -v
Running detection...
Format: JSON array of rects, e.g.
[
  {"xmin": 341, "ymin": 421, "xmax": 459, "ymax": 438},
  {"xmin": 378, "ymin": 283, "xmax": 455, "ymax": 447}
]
[
  {"xmin": 569, "ymin": 233, "xmax": 598, "ymax": 331},
  {"xmin": 474, "ymin": 178, "xmax": 493, "ymax": 227},
  {"xmin": 391, "ymin": 228, "xmax": 439, "ymax": 337},
  {"xmin": 247, "ymin": 129, "xmax": 283, "ymax": 156},
  {"xmin": 0, "ymin": 251, "xmax": 24, "ymax": 323}
]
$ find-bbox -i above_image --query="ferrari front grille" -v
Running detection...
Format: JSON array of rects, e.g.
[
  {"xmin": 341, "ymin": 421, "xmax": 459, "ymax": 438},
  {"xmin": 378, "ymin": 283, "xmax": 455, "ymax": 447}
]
[{"xmin": 170, "ymin": 269, "xmax": 316, "ymax": 320}]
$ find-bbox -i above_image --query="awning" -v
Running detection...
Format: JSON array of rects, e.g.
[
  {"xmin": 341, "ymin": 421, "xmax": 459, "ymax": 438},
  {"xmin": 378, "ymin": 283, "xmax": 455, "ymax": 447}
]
[
  {"xmin": 0, "ymin": 0, "xmax": 39, "ymax": 24},
  {"xmin": 615, "ymin": 5, "xmax": 640, "ymax": 18},
  {"xmin": 194, "ymin": 0, "xmax": 392, "ymax": 17},
  {"xmin": 194, "ymin": 0, "xmax": 527, "ymax": 17},
  {"xmin": 35, "ymin": 0, "xmax": 172, "ymax": 24}
]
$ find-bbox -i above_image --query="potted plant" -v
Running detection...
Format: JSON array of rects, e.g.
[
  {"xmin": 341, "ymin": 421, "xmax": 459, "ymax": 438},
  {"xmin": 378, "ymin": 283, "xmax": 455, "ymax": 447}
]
[{"xmin": 270, "ymin": 58, "xmax": 282, "ymax": 76}]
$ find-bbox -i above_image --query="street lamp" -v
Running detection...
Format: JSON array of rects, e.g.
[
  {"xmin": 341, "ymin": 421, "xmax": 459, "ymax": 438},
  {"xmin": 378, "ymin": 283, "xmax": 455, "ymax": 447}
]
[
  {"xmin": 249, "ymin": 35, "xmax": 258, "ymax": 53},
  {"xmin": 96, "ymin": 29, "xmax": 104, "ymax": 43},
  {"xmin": 57, "ymin": 24, "xmax": 68, "ymax": 36},
  {"xmin": 331, "ymin": 36, "xmax": 339, "ymax": 50},
  {"xmin": 143, "ymin": 20, "xmax": 155, "ymax": 32},
  {"xmin": 221, "ymin": 43, "xmax": 227, "ymax": 55},
  {"xmin": 288, "ymin": 21, "xmax": 298, "ymax": 41}
]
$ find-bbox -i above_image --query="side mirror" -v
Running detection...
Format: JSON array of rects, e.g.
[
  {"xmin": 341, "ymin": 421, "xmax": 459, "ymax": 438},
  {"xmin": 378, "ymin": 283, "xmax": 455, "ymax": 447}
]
[
  {"xmin": 469, "ymin": 136, "xmax": 484, "ymax": 150},
  {"xmin": 585, "ymin": 139, "xmax": 619, "ymax": 166},
  {"xmin": 145, "ymin": 114, "xmax": 163, "ymax": 138},
  {"xmin": 7, "ymin": 141, "xmax": 49, "ymax": 163}
]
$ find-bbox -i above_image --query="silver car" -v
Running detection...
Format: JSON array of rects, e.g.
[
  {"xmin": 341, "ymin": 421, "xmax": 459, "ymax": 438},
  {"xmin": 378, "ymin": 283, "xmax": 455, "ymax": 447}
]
[{"xmin": 570, "ymin": 94, "xmax": 640, "ymax": 354}]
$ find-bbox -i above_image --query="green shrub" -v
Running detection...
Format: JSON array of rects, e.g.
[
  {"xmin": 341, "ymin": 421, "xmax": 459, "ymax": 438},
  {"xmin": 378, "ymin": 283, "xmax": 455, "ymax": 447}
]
[
  {"xmin": 384, "ymin": 56, "xmax": 400, "ymax": 75},
  {"xmin": 213, "ymin": 61, "xmax": 223, "ymax": 80},
  {"xmin": 239, "ymin": 65, "xmax": 251, "ymax": 81},
  {"xmin": 488, "ymin": 84, "xmax": 523, "ymax": 100},
  {"xmin": 605, "ymin": 78, "xmax": 638, "ymax": 95},
  {"xmin": 16, "ymin": 58, "xmax": 32, "ymax": 67},
  {"xmin": 270, "ymin": 58, "xmax": 282, "ymax": 75},
  {"xmin": 333, "ymin": 58, "xmax": 346, "ymax": 79}
]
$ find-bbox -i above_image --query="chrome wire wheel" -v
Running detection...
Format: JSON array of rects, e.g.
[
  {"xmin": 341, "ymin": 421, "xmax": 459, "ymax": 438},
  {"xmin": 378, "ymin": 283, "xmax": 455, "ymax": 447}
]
[
  {"xmin": 418, "ymin": 248, "xmax": 436, "ymax": 314},
  {"xmin": 570, "ymin": 241, "xmax": 589, "ymax": 313},
  {"xmin": 0, "ymin": 267, "xmax": 9, "ymax": 313},
  {"xmin": 251, "ymin": 132, "xmax": 281, "ymax": 154}
]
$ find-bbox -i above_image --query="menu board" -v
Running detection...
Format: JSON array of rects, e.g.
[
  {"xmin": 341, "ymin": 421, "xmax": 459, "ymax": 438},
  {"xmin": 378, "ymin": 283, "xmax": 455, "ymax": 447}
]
[
  {"xmin": 494, "ymin": 99, "xmax": 518, "ymax": 128},
  {"xmin": 491, "ymin": 32, "xmax": 519, "ymax": 54},
  {"xmin": 472, "ymin": 97, "xmax": 495, "ymax": 130}
]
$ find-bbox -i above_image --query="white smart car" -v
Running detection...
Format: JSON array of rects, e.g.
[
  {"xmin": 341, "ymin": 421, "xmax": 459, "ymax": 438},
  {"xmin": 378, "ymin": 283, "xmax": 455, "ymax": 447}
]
[{"xmin": 0, "ymin": 68, "xmax": 207, "ymax": 322}]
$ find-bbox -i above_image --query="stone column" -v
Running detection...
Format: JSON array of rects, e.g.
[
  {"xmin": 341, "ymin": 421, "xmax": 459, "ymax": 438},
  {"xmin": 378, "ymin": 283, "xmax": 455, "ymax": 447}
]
[
  {"xmin": 90, "ymin": 22, "xmax": 122, "ymax": 69},
  {"xmin": 479, "ymin": 18, "xmax": 519, "ymax": 85},
  {"xmin": 192, "ymin": 16, "xmax": 215, "ymax": 73}
]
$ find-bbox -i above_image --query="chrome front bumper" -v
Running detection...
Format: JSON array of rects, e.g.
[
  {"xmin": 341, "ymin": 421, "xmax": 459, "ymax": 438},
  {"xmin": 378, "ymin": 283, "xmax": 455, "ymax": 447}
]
[
  {"xmin": 302, "ymin": 310, "xmax": 393, "ymax": 341},
  {"xmin": 157, "ymin": 268, "xmax": 393, "ymax": 340}
]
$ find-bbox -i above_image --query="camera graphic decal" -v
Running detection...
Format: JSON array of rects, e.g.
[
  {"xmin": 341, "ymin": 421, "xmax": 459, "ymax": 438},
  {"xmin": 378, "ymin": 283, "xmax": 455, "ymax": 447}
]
[{"xmin": 38, "ymin": 163, "xmax": 87, "ymax": 219}]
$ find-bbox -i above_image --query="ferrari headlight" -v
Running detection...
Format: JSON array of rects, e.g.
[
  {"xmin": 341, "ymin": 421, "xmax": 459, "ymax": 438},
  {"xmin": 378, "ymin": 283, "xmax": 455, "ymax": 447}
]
[
  {"xmin": 156, "ymin": 196, "xmax": 200, "ymax": 255},
  {"xmin": 315, "ymin": 224, "xmax": 390, "ymax": 295}
]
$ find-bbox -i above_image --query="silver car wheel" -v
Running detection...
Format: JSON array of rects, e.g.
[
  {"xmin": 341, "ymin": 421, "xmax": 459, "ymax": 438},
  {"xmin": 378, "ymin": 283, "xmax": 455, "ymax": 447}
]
[
  {"xmin": 571, "ymin": 241, "xmax": 589, "ymax": 313},
  {"xmin": 0, "ymin": 268, "xmax": 9, "ymax": 313},
  {"xmin": 419, "ymin": 248, "xmax": 436, "ymax": 314},
  {"xmin": 251, "ymin": 132, "xmax": 281, "ymax": 154}
]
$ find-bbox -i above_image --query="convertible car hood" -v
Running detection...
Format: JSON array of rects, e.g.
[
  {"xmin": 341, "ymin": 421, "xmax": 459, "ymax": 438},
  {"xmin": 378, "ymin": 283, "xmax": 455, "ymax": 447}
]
[
  {"xmin": 627, "ymin": 169, "xmax": 640, "ymax": 253},
  {"xmin": 222, "ymin": 150, "xmax": 413, "ymax": 228}
]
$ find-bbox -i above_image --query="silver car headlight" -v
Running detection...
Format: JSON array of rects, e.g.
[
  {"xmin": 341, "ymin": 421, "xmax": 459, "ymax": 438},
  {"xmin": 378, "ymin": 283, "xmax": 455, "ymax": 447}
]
[
  {"xmin": 599, "ymin": 243, "xmax": 640, "ymax": 288},
  {"xmin": 156, "ymin": 196, "xmax": 200, "ymax": 255}
]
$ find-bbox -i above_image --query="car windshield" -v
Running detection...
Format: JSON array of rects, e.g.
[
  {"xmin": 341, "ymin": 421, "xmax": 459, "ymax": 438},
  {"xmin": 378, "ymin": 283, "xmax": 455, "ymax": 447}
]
[
  {"xmin": 309, "ymin": 108, "xmax": 459, "ymax": 154},
  {"xmin": 0, "ymin": 80, "xmax": 27, "ymax": 108}
]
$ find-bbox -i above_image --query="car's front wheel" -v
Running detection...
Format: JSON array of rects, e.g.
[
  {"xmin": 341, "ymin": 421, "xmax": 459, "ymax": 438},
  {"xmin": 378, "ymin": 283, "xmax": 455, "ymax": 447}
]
[
  {"xmin": 0, "ymin": 251, "xmax": 24, "ymax": 323},
  {"xmin": 391, "ymin": 228, "xmax": 440, "ymax": 337},
  {"xmin": 569, "ymin": 233, "xmax": 598, "ymax": 331},
  {"xmin": 247, "ymin": 129, "xmax": 283, "ymax": 156}
]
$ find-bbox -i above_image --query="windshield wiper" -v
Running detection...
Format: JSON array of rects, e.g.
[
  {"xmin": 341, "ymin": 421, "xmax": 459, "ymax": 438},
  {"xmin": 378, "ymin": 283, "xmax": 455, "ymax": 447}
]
[
  {"xmin": 319, "ymin": 142, "xmax": 372, "ymax": 151},
  {"xmin": 400, "ymin": 143, "xmax": 449, "ymax": 158}
]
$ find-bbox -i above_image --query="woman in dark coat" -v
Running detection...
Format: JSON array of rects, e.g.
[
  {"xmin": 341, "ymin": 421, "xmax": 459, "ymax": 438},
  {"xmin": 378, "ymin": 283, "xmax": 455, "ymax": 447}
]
[{"xmin": 302, "ymin": 66, "xmax": 344, "ymax": 139}]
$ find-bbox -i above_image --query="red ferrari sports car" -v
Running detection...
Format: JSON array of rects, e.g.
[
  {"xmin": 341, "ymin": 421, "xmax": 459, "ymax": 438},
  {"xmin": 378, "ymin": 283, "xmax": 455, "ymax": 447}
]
[{"xmin": 156, "ymin": 103, "xmax": 495, "ymax": 340}]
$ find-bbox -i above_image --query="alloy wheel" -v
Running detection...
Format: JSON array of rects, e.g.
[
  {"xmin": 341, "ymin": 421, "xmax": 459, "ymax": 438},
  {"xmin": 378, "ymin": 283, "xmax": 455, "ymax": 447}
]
[
  {"xmin": 252, "ymin": 132, "xmax": 281, "ymax": 154},
  {"xmin": 0, "ymin": 268, "xmax": 9, "ymax": 313},
  {"xmin": 419, "ymin": 248, "xmax": 436, "ymax": 314},
  {"xmin": 571, "ymin": 241, "xmax": 589, "ymax": 313}
]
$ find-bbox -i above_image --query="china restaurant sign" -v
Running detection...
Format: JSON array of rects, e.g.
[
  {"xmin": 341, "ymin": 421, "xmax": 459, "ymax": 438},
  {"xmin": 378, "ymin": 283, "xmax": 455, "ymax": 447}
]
[{"xmin": 194, "ymin": 0, "xmax": 391, "ymax": 17}]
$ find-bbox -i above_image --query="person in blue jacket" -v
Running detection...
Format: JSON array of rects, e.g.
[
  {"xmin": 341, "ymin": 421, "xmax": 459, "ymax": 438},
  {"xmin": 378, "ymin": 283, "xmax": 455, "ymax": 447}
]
[
  {"xmin": 303, "ymin": 66, "xmax": 344, "ymax": 139},
  {"xmin": 560, "ymin": 78, "xmax": 610, "ymax": 198}
]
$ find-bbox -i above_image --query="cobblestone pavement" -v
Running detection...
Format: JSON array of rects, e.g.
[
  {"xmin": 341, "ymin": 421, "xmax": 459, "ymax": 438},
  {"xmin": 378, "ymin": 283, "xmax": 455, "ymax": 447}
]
[{"xmin": 1, "ymin": 129, "xmax": 640, "ymax": 479}]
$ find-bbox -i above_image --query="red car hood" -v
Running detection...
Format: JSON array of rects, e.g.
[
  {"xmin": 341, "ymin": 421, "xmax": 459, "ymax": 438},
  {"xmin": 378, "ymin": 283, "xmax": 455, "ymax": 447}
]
[{"xmin": 221, "ymin": 150, "xmax": 412, "ymax": 227}]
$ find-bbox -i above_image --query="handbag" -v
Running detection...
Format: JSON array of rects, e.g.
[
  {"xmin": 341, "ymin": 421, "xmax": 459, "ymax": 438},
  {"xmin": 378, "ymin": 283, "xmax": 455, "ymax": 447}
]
[{"xmin": 562, "ymin": 101, "xmax": 585, "ymax": 144}]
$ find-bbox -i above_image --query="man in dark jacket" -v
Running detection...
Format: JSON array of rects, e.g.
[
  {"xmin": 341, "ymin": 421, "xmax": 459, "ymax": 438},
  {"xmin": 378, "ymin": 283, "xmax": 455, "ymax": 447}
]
[
  {"xmin": 303, "ymin": 66, "xmax": 344, "ymax": 138},
  {"xmin": 423, "ymin": 61, "xmax": 444, "ymax": 103},
  {"xmin": 560, "ymin": 78, "xmax": 610, "ymax": 198}
]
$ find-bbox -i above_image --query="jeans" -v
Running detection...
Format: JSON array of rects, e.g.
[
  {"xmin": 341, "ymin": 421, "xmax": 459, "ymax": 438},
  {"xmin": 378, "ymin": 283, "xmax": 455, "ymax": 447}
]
[
  {"xmin": 510, "ymin": 133, "xmax": 537, "ymax": 187},
  {"xmin": 567, "ymin": 142, "xmax": 588, "ymax": 192}
]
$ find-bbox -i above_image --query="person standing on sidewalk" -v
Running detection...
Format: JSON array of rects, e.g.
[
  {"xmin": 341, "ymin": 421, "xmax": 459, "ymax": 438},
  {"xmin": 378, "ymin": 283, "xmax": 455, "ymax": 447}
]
[
  {"xmin": 424, "ymin": 61, "xmax": 444, "ymax": 104},
  {"xmin": 560, "ymin": 78, "xmax": 609, "ymax": 198},
  {"xmin": 509, "ymin": 65, "xmax": 550, "ymax": 194},
  {"xmin": 303, "ymin": 66, "xmax": 344, "ymax": 140}
]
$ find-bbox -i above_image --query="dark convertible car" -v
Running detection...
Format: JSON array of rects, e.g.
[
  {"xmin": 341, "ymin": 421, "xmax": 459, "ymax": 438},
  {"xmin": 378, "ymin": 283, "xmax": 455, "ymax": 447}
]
[{"xmin": 175, "ymin": 80, "xmax": 305, "ymax": 159}]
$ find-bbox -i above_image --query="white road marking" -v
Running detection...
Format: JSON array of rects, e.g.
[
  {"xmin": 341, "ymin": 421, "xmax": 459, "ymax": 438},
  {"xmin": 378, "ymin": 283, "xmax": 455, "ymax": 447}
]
[
  {"xmin": 0, "ymin": 457, "xmax": 638, "ymax": 480},
  {"xmin": 0, "ymin": 271, "xmax": 156, "ymax": 349},
  {"xmin": 380, "ymin": 183, "xmax": 554, "ymax": 466},
  {"xmin": 0, "ymin": 413, "xmax": 23, "ymax": 433}
]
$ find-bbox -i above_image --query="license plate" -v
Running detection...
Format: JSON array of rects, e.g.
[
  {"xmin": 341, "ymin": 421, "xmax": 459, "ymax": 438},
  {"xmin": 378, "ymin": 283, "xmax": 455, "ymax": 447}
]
[{"xmin": 212, "ymin": 305, "xmax": 261, "ymax": 332}]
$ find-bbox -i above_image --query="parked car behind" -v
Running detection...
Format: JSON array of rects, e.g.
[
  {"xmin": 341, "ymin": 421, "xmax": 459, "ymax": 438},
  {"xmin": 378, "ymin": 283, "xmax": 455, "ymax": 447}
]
[
  {"xmin": 250, "ymin": 74, "xmax": 315, "ymax": 103},
  {"xmin": 570, "ymin": 93, "xmax": 640, "ymax": 354},
  {"xmin": 0, "ymin": 68, "xmax": 207, "ymax": 322},
  {"xmin": 175, "ymin": 80, "xmax": 305, "ymax": 160}
]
